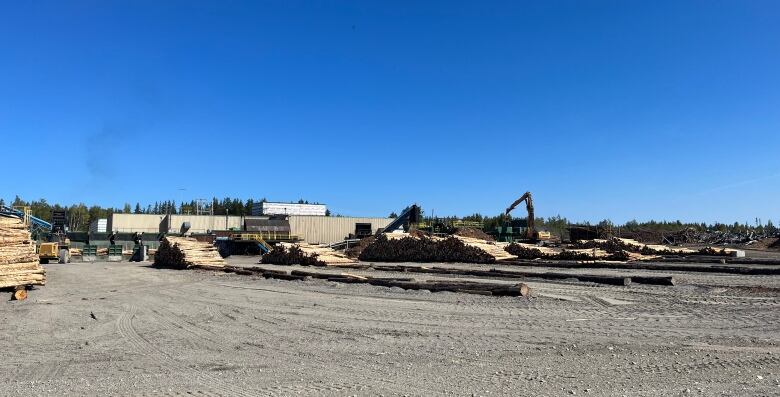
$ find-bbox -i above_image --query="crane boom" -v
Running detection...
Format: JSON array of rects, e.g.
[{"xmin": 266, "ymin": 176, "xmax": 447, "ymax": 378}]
[{"xmin": 504, "ymin": 191, "xmax": 536, "ymax": 240}]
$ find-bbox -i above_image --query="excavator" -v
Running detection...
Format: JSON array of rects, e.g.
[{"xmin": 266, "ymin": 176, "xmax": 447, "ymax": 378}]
[{"xmin": 504, "ymin": 191, "xmax": 551, "ymax": 241}]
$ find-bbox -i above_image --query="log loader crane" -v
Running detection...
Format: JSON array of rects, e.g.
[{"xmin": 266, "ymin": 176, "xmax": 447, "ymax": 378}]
[{"xmin": 505, "ymin": 191, "xmax": 551, "ymax": 241}]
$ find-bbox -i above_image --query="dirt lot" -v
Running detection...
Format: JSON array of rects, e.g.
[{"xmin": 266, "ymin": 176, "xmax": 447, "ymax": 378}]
[{"xmin": 1, "ymin": 257, "xmax": 779, "ymax": 396}]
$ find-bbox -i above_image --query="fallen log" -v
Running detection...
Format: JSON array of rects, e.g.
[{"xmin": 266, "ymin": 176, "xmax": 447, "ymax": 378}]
[
  {"xmin": 500, "ymin": 259, "xmax": 780, "ymax": 276},
  {"xmin": 290, "ymin": 270, "xmax": 331, "ymax": 279},
  {"xmin": 360, "ymin": 263, "xmax": 644, "ymax": 286},
  {"xmin": 340, "ymin": 272, "xmax": 368, "ymax": 280},
  {"xmin": 631, "ymin": 276, "xmax": 676, "ymax": 286},
  {"xmin": 253, "ymin": 266, "xmax": 530, "ymax": 297},
  {"xmin": 263, "ymin": 271, "xmax": 308, "ymax": 281}
]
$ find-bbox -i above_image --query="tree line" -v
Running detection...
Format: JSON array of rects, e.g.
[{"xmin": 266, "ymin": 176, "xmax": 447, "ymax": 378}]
[
  {"xmin": 1, "ymin": 196, "xmax": 327, "ymax": 232},
  {"xmin": 3, "ymin": 195, "xmax": 775, "ymax": 236},
  {"xmin": 408, "ymin": 209, "xmax": 778, "ymax": 238}
]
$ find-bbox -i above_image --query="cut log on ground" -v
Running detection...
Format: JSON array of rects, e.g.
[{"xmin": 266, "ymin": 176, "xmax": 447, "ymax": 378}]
[
  {"xmin": 13, "ymin": 287, "xmax": 27, "ymax": 301},
  {"xmin": 154, "ymin": 236, "xmax": 225, "ymax": 269}
]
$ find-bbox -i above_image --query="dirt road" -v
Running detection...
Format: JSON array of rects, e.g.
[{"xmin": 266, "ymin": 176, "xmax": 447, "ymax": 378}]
[{"xmin": 1, "ymin": 259, "xmax": 778, "ymax": 396}]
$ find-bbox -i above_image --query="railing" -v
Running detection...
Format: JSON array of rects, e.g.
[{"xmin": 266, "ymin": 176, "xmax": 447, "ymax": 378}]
[
  {"xmin": 451, "ymin": 220, "xmax": 484, "ymax": 229},
  {"xmin": 232, "ymin": 232, "xmax": 299, "ymax": 242},
  {"xmin": 231, "ymin": 233, "xmax": 276, "ymax": 253}
]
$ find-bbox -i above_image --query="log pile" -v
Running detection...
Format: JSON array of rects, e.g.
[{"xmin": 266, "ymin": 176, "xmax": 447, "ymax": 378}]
[
  {"xmin": 504, "ymin": 243, "xmax": 597, "ymax": 261},
  {"xmin": 502, "ymin": 242, "xmax": 635, "ymax": 262},
  {"xmin": 358, "ymin": 234, "xmax": 496, "ymax": 264},
  {"xmin": 154, "ymin": 236, "xmax": 225, "ymax": 269},
  {"xmin": 571, "ymin": 237, "xmax": 735, "ymax": 258},
  {"xmin": 278, "ymin": 242, "xmax": 356, "ymax": 264},
  {"xmin": 261, "ymin": 245, "xmax": 326, "ymax": 267},
  {"xmin": 345, "ymin": 236, "xmax": 376, "ymax": 258},
  {"xmin": 0, "ymin": 216, "xmax": 45, "ymax": 288},
  {"xmin": 503, "ymin": 244, "xmax": 547, "ymax": 259}
]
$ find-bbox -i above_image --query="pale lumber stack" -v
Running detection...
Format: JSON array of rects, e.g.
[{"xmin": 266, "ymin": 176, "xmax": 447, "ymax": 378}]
[
  {"xmin": 0, "ymin": 216, "xmax": 45, "ymax": 288},
  {"xmin": 153, "ymin": 236, "xmax": 225, "ymax": 269},
  {"xmin": 615, "ymin": 238, "xmax": 696, "ymax": 255},
  {"xmin": 452, "ymin": 236, "xmax": 518, "ymax": 261},
  {"xmin": 279, "ymin": 242, "xmax": 356, "ymax": 264}
]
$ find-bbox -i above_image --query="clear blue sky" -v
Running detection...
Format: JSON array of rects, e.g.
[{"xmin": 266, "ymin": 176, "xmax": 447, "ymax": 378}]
[{"xmin": 1, "ymin": 1, "xmax": 778, "ymax": 224}]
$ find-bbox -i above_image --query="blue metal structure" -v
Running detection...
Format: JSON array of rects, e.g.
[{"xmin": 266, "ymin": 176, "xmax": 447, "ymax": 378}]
[{"xmin": 0, "ymin": 206, "xmax": 52, "ymax": 234}]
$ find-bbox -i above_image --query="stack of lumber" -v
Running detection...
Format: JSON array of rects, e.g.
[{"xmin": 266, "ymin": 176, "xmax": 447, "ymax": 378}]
[
  {"xmin": 154, "ymin": 236, "xmax": 225, "ymax": 269},
  {"xmin": 0, "ymin": 216, "xmax": 45, "ymax": 288},
  {"xmin": 616, "ymin": 238, "xmax": 695, "ymax": 255},
  {"xmin": 452, "ymin": 236, "xmax": 517, "ymax": 261},
  {"xmin": 279, "ymin": 243, "xmax": 356, "ymax": 264}
]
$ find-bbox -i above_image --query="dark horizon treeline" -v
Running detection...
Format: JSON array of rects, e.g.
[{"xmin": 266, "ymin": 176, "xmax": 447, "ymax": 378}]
[
  {"xmin": 456, "ymin": 214, "xmax": 778, "ymax": 238},
  {"xmin": 2, "ymin": 196, "xmax": 777, "ymax": 236},
  {"xmin": 0, "ymin": 196, "xmax": 324, "ymax": 232}
]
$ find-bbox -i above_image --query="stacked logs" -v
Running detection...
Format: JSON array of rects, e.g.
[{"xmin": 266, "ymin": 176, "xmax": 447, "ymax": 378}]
[
  {"xmin": 0, "ymin": 216, "xmax": 45, "ymax": 289},
  {"xmin": 572, "ymin": 237, "xmax": 731, "ymax": 257},
  {"xmin": 261, "ymin": 245, "xmax": 326, "ymax": 267},
  {"xmin": 503, "ymin": 243, "xmax": 627, "ymax": 261},
  {"xmin": 358, "ymin": 234, "xmax": 496, "ymax": 264},
  {"xmin": 503, "ymin": 244, "xmax": 547, "ymax": 259},
  {"xmin": 154, "ymin": 236, "xmax": 225, "ymax": 269}
]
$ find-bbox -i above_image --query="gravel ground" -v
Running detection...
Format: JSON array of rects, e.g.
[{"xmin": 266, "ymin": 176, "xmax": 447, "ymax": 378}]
[{"xmin": 1, "ymin": 258, "xmax": 779, "ymax": 396}]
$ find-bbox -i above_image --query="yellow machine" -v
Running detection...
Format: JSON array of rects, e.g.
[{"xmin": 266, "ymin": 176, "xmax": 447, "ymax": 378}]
[{"xmin": 38, "ymin": 238, "xmax": 70, "ymax": 264}]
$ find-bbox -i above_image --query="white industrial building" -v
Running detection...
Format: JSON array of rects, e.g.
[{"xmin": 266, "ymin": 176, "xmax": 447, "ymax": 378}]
[
  {"xmin": 89, "ymin": 218, "xmax": 108, "ymax": 233},
  {"xmin": 251, "ymin": 202, "xmax": 327, "ymax": 216}
]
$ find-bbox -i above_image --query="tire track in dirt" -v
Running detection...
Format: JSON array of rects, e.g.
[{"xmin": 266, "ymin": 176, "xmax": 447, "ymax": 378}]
[{"xmin": 114, "ymin": 304, "xmax": 257, "ymax": 397}]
